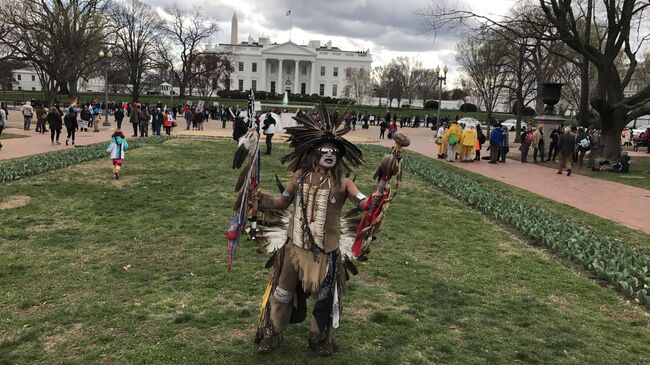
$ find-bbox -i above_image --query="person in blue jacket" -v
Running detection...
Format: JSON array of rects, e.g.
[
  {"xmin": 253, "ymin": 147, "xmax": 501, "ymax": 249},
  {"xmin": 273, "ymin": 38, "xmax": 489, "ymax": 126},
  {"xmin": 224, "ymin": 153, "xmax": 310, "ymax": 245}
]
[
  {"xmin": 488, "ymin": 124, "xmax": 502, "ymax": 164},
  {"xmin": 106, "ymin": 130, "xmax": 129, "ymax": 180}
]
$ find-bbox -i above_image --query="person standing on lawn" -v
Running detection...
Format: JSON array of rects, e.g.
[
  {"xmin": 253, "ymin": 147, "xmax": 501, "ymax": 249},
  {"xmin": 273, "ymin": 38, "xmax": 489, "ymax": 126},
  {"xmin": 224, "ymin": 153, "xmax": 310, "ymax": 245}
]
[
  {"xmin": 557, "ymin": 127, "xmax": 574, "ymax": 176},
  {"xmin": 106, "ymin": 129, "xmax": 129, "ymax": 180},
  {"xmin": 262, "ymin": 112, "xmax": 276, "ymax": 155},
  {"xmin": 252, "ymin": 103, "xmax": 381, "ymax": 357}
]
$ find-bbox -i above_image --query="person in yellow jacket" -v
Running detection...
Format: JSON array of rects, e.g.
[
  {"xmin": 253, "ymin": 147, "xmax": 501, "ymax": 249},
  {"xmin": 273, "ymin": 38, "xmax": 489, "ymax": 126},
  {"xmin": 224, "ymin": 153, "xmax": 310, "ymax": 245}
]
[
  {"xmin": 460, "ymin": 125, "xmax": 477, "ymax": 162},
  {"xmin": 444, "ymin": 121, "xmax": 462, "ymax": 162}
]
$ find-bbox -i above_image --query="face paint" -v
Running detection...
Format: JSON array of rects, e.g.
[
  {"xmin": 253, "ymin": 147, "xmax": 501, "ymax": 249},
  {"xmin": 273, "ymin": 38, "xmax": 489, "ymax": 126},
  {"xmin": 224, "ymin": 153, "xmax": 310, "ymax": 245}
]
[{"xmin": 317, "ymin": 147, "xmax": 338, "ymax": 169}]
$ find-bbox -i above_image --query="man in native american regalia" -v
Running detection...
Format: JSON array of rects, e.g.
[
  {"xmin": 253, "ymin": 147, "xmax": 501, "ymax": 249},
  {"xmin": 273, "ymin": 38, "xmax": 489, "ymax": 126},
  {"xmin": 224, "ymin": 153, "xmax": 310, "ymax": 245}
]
[{"xmin": 246, "ymin": 104, "xmax": 408, "ymax": 356}]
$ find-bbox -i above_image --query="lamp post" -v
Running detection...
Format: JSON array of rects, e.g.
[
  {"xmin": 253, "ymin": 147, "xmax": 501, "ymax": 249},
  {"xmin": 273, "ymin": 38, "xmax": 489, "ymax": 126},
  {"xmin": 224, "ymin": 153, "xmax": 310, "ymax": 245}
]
[
  {"xmin": 98, "ymin": 49, "xmax": 113, "ymax": 127},
  {"xmin": 435, "ymin": 65, "xmax": 448, "ymax": 123}
]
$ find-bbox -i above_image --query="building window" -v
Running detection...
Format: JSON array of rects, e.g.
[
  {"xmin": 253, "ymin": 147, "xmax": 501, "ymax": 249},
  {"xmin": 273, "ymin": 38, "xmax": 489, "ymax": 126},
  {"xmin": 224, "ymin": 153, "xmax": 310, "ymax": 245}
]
[
  {"xmin": 238, "ymin": 62, "xmax": 244, "ymax": 72},
  {"xmin": 32, "ymin": 87, "xmax": 36, "ymax": 91},
  {"xmin": 271, "ymin": 64, "xmax": 276, "ymax": 73},
  {"xmin": 346, "ymin": 68, "xmax": 351, "ymax": 77},
  {"xmin": 332, "ymin": 84, "xmax": 337, "ymax": 97},
  {"xmin": 252, "ymin": 62, "xmax": 257, "ymax": 72},
  {"xmin": 302, "ymin": 66, "xmax": 307, "ymax": 75},
  {"xmin": 320, "ymin": 66, "xmax": 325, "ymax": 76},
  {"xmin": 31, "ymin": 75, "xmax": 36, "ymax": 81},
  {"xmin": 333, "ymin": 67, "xmax": 338, "ymax": 77},
  {"xmin": 270, "ymin": 81, "xmax": 276, "ymax": 94},
  {"xmin": 17, "ymin": 74, "xmax": 21, "ymax": 81},
  {"xmin": 251, "ymin": 80, "xmax": 257, "ymax": 91},
  {"xmin": 319, "ymin": 84, "xmax": 324, "ymax": 96},
  {"xmin": 18, "ymin": 86, "xmax": 22, "ymax": 90},
  {"xmin": 300, "ymin": 83, "xmax": 306, "ymax": 95},
  {"xmin": 238, "ymin": 79, "xmax": 244, "ymax": 91}
]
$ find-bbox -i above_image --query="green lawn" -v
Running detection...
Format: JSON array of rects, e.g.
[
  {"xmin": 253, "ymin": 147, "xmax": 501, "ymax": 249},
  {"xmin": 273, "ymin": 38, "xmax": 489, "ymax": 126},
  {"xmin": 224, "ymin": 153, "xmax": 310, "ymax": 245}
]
[
  {"xmin": 0, "ymin": 133, "xmax": 28, "ymax": 140},
  {"xmin": 0, "ymin": 140, "xmax": 648, "ymax": 364},
  {"xmin": 414, "ymin": 150, "xmax": 650, "ymax": 255}
]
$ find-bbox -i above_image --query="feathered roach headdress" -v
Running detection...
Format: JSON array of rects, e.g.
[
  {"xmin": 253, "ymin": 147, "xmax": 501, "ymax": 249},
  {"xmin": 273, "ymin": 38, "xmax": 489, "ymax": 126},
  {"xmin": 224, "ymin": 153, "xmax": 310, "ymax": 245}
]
[{"xmin": 280, "ymin": 103, "xmax": 363, "ymax": 173}]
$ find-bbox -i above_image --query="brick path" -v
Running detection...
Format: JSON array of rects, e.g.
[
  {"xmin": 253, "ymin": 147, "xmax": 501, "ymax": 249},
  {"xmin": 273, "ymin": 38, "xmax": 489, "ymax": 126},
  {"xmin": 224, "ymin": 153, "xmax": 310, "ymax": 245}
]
[
  {"xmin": 348, "ymin": 126, "xmax": 650, "ymax": 235},
  {"xmin": 2, "ymin": 114, "xmax": 647, "ymax": 235}
]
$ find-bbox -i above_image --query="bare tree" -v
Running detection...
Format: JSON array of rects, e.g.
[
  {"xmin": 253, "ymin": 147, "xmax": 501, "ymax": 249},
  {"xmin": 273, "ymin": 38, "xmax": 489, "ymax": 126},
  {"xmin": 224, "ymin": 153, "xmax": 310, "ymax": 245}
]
[
  {"xmin": 191, "ymin": 52, "xmax": 234, "ymax": 98},
  {"xmin": 412, "ymin": 68, "xmax": 439, "ymax": 103},
  {"xmin": 456, "ymin": 34, "xmax": 508, "ymax": 121},
  {"xmin": 344, "ymin": 67, "xmax": 371, "ymax": 105},
  {"xmin": 371, "ymin": 65, "xmax": 389, "ymax": 106},
  {"xmin": 393, "ymin": 57, "xmax": 423, "ymax": 106},
  {"xmin": 111, "ymin": 0, "xmax": 162, "ymax": 102},
  {"xmin": 157, "ymin": 4, "xmax": 220, "ymax": 97},
  {"xmin": 422, "ymin": 0, "xmax": 650, "ymax": 159},
  {"xmin": 0, "ymin": 0, "xmax": 109, "ymax": 104}
]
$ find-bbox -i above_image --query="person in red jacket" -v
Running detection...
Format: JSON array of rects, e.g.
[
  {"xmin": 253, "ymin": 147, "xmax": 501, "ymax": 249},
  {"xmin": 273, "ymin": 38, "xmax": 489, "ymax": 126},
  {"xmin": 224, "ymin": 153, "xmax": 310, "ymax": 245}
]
[{"xmin": 163, "ymin": 110, "xmax": 174, "ymax": 135}]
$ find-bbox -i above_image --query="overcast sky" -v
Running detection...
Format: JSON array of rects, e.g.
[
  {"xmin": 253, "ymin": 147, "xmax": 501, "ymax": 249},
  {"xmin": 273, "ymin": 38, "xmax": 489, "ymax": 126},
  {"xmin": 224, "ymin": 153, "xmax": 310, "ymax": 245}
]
[{"xmin": 143, "ymin": 0, "xmax": 516, "ymax": 86}]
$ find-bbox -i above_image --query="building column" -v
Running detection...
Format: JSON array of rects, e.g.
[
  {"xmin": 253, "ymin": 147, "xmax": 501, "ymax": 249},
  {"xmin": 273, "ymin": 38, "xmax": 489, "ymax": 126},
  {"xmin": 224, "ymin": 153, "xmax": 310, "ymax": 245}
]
[
  {"xmin": 277, "ymin": 59, "xmax": 283, "ymax": 94},
  {"xmin": 310, "ymin": 61, "xmax": 316, "ymax": 95},
  {"xmin": 261, "ymin": 58, "xmax": 267, "ymax": 91},
  {"xmin": 294, "ymin": 60, "xmax": 300, "ymax": 94}
]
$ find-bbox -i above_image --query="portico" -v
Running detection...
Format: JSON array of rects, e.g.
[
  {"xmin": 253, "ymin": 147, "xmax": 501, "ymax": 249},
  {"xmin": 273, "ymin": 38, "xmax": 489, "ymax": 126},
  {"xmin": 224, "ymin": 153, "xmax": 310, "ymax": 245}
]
[{"xmin": 261, "ymin": 42, "xmax": 318, "ymax": 95}]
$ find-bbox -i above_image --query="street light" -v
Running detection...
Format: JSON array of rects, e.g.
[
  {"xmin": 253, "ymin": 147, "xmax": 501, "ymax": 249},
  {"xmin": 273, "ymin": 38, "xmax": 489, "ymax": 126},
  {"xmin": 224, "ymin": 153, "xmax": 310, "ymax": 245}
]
[
  {"xmin": 98, "ymin": 49, "xmax": 113, "ymax": 127},
  {"xmin": 435, "ymin": 65, "xmax": 448, "ymax": 123}
]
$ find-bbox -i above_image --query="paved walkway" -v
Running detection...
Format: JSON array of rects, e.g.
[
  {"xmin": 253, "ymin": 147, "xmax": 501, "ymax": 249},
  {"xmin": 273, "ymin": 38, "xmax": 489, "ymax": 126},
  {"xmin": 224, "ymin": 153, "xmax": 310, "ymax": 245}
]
[
  {"xmin": 2, "ymin": 115, "xmax": 647, "ymax": 235},
  {"xmin": 347, "ymin": 126, "xmax": 650, "ymax": 235}
]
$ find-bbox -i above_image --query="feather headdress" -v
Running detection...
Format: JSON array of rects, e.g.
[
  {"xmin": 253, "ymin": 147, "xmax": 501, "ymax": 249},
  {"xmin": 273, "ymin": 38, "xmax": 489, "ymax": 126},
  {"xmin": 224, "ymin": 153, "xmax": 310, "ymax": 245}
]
[{"xmin": 280, "ymin": 103, "xmax": 363, "ymax": 173}]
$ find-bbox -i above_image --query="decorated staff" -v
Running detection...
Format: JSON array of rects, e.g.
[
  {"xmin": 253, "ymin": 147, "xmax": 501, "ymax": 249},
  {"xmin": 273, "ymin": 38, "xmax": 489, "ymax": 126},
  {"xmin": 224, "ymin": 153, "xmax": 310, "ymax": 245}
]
[
  {"xmin": 225, "ymin": 89, "xmax": 260, "ymax": 271},
  {"xmin": 352, "ymin": 131, "xmax": 410, "ymax": 260}
]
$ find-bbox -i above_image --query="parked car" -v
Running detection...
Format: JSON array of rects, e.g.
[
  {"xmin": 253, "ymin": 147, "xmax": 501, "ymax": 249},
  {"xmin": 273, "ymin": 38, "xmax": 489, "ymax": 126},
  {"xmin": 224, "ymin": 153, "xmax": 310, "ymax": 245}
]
[{"xmin": 502, "ymin": 119, "xmax": 527, "ymax": 132}]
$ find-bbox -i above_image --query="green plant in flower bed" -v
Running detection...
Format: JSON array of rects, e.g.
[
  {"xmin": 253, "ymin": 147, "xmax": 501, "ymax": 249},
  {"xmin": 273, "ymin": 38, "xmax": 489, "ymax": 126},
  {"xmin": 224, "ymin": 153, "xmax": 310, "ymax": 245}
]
[
  {"xmin": 361, "ymin": 145, "xmax": 650, "ymax": 306},
  {"xmin": 0, "ymin": 136, "xmax": 171, "ymax": 182}
]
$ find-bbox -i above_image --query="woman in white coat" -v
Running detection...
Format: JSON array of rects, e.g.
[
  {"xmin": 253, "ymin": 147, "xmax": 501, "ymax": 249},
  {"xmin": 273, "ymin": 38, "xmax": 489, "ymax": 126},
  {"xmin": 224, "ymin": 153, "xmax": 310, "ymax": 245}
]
[{"xmin": 262, "ymin": 112, "xmax": 276, "ymax": 155}]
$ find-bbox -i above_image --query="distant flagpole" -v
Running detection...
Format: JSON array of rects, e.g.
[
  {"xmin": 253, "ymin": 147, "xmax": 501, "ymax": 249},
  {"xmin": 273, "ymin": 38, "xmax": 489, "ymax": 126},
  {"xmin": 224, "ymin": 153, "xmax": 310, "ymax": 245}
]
[{"xmin": 286, "ymin": 7, "xmax": 292, "ymax": 41}]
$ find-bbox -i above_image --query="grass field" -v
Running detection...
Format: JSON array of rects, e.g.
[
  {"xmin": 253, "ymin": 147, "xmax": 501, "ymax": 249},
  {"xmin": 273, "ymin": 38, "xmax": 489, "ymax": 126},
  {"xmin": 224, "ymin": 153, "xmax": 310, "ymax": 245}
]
[
  {"xmin": 0, "ymin": 133, "xmax": 28, "ymax": 140},
  {"xmin": 1, "ymin": 140, "xmax": 648, "ymax": 364}
]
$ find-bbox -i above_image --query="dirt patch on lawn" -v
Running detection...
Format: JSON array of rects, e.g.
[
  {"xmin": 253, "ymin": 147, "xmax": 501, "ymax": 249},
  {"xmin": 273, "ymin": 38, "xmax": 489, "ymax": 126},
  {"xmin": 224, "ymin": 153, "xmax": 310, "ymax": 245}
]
[{"xmin": 0, "ymin": 195, "xmax": 31, "ymax": 210}]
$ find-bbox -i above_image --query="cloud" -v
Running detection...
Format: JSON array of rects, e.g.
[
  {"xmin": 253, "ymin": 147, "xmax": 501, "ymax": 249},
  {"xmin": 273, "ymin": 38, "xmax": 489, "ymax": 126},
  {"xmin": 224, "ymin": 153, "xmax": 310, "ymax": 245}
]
[{"xmin": 142, "ymin": 0, "xmax": 514, "ymax": 85}]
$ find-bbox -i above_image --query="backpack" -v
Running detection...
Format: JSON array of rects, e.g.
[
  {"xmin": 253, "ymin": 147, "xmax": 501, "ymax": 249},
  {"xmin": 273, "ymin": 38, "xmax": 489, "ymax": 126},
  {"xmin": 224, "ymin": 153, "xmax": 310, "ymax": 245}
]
[
  {"xmin": 448, "ymin": 134, "xmax": 458, "ymax": 145},
  {"xmin": 579, "ymin": 138, "xmax": 590, "ymax": 149},
  {"xmin": 524, "ymin": 132, "xmax": 533, "ymax": 144}
]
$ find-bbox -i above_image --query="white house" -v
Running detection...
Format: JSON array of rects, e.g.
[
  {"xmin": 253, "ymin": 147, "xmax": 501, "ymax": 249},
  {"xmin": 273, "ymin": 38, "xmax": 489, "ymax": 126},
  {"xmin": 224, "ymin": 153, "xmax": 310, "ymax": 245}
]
[
  {"xmin": 9, "ymin": 68, "xmax": 105, "ymax": 93},
  {"xmin": 210, "ymin": 13, "xmax": 373, "ymax": 97}
]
